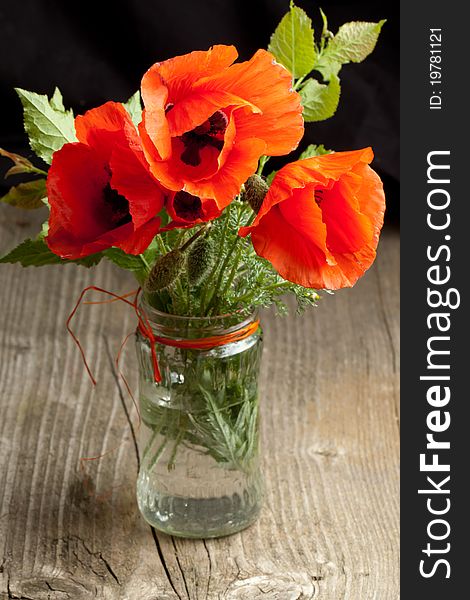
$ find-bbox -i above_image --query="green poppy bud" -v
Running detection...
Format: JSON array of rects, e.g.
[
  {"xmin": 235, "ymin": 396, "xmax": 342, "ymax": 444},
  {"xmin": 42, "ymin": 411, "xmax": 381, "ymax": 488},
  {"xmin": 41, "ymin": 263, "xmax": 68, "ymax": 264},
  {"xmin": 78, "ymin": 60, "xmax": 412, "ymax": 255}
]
[
  {"xmin": 242, "ymin": 174, "xmax": 269, "ymax": 214},
  {"xmin": 144, "ymin": 249, "xmax": 185, "ymax": 292},
  {"xmin": 187, "ymin": 235, "xmax": 214, "ymax": 286}
]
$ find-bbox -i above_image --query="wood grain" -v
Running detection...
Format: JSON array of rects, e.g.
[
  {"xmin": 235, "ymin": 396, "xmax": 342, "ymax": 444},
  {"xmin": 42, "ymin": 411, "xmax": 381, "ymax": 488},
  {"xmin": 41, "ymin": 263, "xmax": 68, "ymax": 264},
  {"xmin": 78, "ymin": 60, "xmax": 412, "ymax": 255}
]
[{"xmin": 0, "ymin": 205, "xmax": 399, "ymax": 600}]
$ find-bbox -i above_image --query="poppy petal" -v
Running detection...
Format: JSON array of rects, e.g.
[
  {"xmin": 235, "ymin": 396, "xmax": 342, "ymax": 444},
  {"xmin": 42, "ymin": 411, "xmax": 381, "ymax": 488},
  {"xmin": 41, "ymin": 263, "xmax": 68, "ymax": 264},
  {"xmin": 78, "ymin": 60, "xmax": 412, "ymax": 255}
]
[
  {"xmin": 75, "ymin": 102, "xmax": 139, "ymax": 162},
  {"xmin": 109, "ymin": 144, "xmax": 166, "ymax": 228},
  {"xmin": 46, "ymin": 143, "xmax": 110, "ymax": 243},
  {"xmin": 114, "ymin": 217, "xmax": 162, "ymax": 255},
  {"xmin": 140, "ymin": 45, "xmax": 238, "ymax": 159},
  {"xmin": 184, "ymin": 137, "xmax": 266, "ymax": 207},
  {"xmin": 140, "ymin": 74, "xmax": 171, "ymax": 160},
  {"xmin": 151, "ymin": 45, "xmax": 238, "ymax": 102},
  {"xmin": 250, "ymin": 204, "xmax": 336, "ymax": 288},
  {"xmin": 207, "ymin": 49, "xmax": 304, "ymax": 155},
  {"xmin": 320, "ymin": 176, "xmax": 374, "ymax": 254},
  {"xmin": 47, "ymin": 217, "xmax": 161, "ymax": 259},
  {"xmin": 165, "ymin": 91, "xmax": 259, "ymax": 138}
]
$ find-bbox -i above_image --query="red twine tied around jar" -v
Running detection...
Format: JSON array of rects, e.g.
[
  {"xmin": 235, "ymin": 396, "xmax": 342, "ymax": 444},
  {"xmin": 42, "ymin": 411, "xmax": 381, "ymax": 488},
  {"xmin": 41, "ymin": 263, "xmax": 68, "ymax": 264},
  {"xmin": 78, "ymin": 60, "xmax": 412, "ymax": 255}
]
[{"xmin": 67, "ymin": 285, "xmax": 260, "ymax": 386}]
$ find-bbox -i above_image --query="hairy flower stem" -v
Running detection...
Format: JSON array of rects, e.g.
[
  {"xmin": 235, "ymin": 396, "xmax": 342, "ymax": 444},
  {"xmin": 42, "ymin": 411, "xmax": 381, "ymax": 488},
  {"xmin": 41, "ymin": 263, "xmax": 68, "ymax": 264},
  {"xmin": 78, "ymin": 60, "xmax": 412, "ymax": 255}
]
[
  {"xmin": 186, "ymin": 270, "xmax": 191, "ymax": 314},
  {"xmin": 172, "ymin": 227, "xmax": 209, "ymax": 313},
  {"xmin": 205, "ymin": 236, "xmax": 240, "ymax": 314},
  {"xmin": 156, "ymin": 236, "xmax": 168, "ymax": 255},
  {"xmin": 139, "ymin": 253, "xmax": 150, "ymax": 271},
  {"xmin": 205, "ymin": 204, "xmax": 256, "ymax": 314},
  {"xmin": 257, "ymin": 155, "xmax": 270, "ymax": 176},
  {"xmin": 200, "ymin": 209, "xmax": 231, "ymax": 313},
  {"xmin": 179, "ymin": 224, "xmax": 209, "ymax": 252},
  {"xmin": 213, "ymin": 244, "xmax": 243, "ymax": 314}
]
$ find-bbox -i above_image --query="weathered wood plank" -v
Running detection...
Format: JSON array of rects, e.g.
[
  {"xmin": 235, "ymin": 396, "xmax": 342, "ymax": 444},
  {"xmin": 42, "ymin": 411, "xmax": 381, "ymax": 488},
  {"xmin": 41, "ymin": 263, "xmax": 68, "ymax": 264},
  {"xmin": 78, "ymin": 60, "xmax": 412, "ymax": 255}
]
[{"xmin": 0, "ymin": 204, "xmax": 399, "ymax": 600}]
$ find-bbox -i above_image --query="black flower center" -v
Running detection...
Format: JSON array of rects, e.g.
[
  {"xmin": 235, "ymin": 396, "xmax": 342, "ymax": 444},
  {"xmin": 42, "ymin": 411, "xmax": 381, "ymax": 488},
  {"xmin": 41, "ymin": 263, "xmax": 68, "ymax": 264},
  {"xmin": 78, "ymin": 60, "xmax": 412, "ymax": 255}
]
[
  {"xmin": 172, "ymin": 191, "xmax": 203, "ymax": 221},
  {"xmin": 102, "ymin": 184, "xmax": 132, "ymax": 228},
  {"xmin": 180, "ymin": 110, "xmax": 228, "ymax": 167}
]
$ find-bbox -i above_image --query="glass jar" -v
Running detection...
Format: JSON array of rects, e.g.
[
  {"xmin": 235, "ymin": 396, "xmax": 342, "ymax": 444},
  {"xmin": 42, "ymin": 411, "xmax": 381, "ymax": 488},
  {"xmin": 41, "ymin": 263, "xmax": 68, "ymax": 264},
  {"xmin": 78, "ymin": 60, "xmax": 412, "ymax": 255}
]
[{"xmin": 135, "ymin": 301, "xmax": 264, "ymax": 538}]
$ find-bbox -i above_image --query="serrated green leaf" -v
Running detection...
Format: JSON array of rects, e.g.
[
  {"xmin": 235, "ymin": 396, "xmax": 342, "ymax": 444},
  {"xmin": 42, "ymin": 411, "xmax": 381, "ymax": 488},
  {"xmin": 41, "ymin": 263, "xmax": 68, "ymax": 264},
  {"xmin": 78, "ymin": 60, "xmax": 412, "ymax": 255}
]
[
  {"xmin": 0, "ymin": 238, "xmax": 102, "ymax": 267},
  {"xmin": 0, "ymin": 179, "xmax": 46, "ymax": 210},
  {"xmin": 300, "ymin": 75, "xmax": 341, "ymax": 122},
  {"xmin": 104, "ymin": 246, "xmax": 156, "ymax": 284},
  {"xmin": 50, "ymin": 87, "xmax": 65, "ymax": 111},
  {"xmin": 268, "ymin": 3, "xmax": 316, "ymax": 78},
  {"xmin": 0, "ymin": 238, "xmax": 63, "ymax": 266},
  {"xmin": 15, "ymin": 88, "xmax": 77, "ymax": 164},
  {"xmin": 75, "ymin": 253, "xmax": 104, "ymax": 268},
  {"xmin": 123, "ymin": 91, "xmax": 142, "ymax": 126},
  {"xmin": 298, "ymin": 144, "xmax": 332, "ymax": 160},
  {"xmin": 104, "ymin": 247, "xmax": 148, "ymax": 271},
  {"xmin": 316, "ymin": 20, "xmax": 385, "ymax": 80}
]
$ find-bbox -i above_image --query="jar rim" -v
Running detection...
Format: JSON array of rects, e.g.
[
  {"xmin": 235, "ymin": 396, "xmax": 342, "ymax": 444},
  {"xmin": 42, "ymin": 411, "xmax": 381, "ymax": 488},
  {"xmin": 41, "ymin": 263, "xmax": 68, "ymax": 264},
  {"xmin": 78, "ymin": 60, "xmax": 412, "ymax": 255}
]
[{"xmin": 140, "ymin": 297, "xmax": 258, "ymax": 337}]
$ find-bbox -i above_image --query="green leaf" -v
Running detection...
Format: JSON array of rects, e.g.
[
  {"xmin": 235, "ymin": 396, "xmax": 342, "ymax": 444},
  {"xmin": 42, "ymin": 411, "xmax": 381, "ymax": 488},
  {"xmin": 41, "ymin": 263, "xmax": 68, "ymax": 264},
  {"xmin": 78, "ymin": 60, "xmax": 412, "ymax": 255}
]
[
  {"xmin": 268, "ymin": 3, "xmax": 316, "ymax": 78},
  {"xmin": 123, "ymin": 91, "xmax": 142, "ymax": 126},
  {"xmin": 0, "ymin": 238, "xmax": 63, "ymax": 266},
  {"xmin": 300, "ymin": 74, "xmax": 341, "ymax": 122},
  {"xmin": 265, "ymin": 171, "xmax": 277, "ymax": 186},
  {"xmin": 0, "ymin": 238, "xmax": 102, "ymax": 267},
  {"xmin": 75, "ymin": 253, "xmax": 104, "ymax": 268},
  {"xmin": 15, "ymin": 88, "xmax": 77, "ymax": 164},
  {"xmin": 298, "ymin": 144, "xmax": 332, "ymax": 160},
  {"xmin": 50, "ymin": 87, "xmax": 65, "ymax": 111},
  {"xmin": 316, "ymin": 20, "xmax": 386, "ymax": 80},
  {"xmin": 104, "ymin": 247, "xmax": 148, "ymax": 271},
  {"xmin": 319, "ymin": 7, "xmax": 329, "ymax": 38},
  {"xmin": 0, "ymin": 179, "xmax": 47, "ymax": 210},
  {"xmin": 142, "ymin": 237, "xmax": 160, "ymax": 266}
]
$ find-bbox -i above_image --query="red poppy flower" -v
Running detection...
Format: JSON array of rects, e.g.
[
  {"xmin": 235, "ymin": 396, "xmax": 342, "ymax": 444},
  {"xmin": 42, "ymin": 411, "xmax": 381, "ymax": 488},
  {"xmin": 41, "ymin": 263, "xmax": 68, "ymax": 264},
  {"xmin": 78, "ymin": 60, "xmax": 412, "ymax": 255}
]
[
  {"xmin": 139, "ymin": 45, "xmax": 303, "ymax": 208},
  {"xmin": 239, "ymin": 148, "xmax": 386, "ymax": 290},
  {"xmin": 46, "ymin": 102, "xmax": 166, "ymax": 259},
  {"xmin": 164, "ymin": 190, "xmax": 222, "ymax": 230}
]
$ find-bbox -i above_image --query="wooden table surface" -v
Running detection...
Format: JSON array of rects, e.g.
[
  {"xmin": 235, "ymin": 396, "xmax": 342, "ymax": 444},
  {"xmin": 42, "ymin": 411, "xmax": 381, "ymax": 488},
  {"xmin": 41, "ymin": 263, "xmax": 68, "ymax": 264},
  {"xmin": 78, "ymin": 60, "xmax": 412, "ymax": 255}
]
[{"xmin": 0, "ymin": 205, "xmax": 399, "ymax": 600}]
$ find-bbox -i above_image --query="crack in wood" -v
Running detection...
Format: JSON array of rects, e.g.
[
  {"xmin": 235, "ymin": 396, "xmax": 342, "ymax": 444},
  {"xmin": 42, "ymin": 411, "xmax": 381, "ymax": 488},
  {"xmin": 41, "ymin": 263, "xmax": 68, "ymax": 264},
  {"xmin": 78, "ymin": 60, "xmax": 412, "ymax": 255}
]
[
  {"xmin": 202, "ymin": 539, "xmax": 212, "ymax": 598},
  {"xmin": 5, "ymin": 575, "xmax": 35, "ymax": 600},
  {"xmin": 150, "ymin": 528, "xmax": 185, "ymax": 600},
  {"xmin": 62, "ymin": 534, "xmax": 120, "ymax": 588},
  {"xmin": 98, "ymin": 553, "xmax": 120, "ymax": 586},
  {"xmin": 170, "ymin": 538, "xmax": 191, "ymax": 600}
]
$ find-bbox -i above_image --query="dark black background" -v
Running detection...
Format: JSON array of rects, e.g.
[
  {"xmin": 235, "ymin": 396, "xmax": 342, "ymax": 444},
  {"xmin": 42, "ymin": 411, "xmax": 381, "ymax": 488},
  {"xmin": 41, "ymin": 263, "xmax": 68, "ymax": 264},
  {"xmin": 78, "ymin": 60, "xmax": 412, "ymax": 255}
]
[{"xmin": 0, "ymin": 0, "xmax": 399, "ymax": 222}]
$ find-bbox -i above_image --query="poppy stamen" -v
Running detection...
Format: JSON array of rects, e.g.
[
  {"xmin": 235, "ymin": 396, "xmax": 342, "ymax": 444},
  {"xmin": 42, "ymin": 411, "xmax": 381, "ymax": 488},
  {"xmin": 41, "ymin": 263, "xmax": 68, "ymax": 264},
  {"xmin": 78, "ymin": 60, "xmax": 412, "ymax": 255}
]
[
  {"xmin": 172, "ymin": 191, "xmax": 204, "ymax": 221},
  {"xmin": 180, "ymin": 110, "xmax": 228, "ymax": 167},
  {"xmin": 102, "ymin": 184, "xmax": 132, "ymax": 228}
]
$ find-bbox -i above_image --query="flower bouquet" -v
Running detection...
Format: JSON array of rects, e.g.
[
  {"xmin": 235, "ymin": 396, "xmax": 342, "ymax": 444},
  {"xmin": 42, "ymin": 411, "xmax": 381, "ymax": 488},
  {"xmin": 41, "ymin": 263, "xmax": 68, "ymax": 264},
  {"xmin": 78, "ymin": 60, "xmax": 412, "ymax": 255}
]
[{"xmin": 0, "ymin": 4, "xmax": 385, "ymax": 538}]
